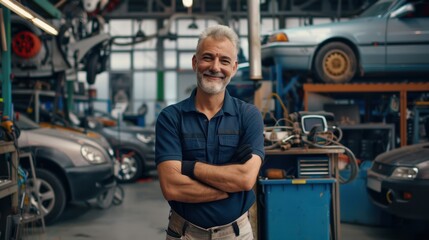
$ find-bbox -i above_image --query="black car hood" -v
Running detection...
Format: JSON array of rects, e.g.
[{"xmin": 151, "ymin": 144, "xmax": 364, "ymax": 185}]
[{"xmin": 375, "ymin": 143, "xmax": 429, "ymax": 165}]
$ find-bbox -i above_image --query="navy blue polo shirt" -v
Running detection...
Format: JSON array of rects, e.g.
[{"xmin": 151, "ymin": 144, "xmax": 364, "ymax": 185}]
[{"xmin": 155, "ymin": 88, "xmax": 265, "ymax": 228}]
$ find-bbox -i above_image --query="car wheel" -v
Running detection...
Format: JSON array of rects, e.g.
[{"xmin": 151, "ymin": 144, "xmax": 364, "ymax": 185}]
[
  {"xmin": 27, "ymin": 169, "xmax": 66, "ymax": 225},
  {"xmin": 116, "ymin": 150, "xmax": 143, "ymax": 183},
  {"xmin": 314, "ymin": 42, "xmax": 357, "ymax": 83}
]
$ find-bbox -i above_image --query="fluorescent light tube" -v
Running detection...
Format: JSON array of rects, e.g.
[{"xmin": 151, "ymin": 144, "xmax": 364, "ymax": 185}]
[
  {"xmin": 0, "ymin": 0, "xmax": 58, "ymax": 35},
  {"xmin": 0, "ymin": 0, "xmax": 33, "ymax": 19},
  {"xmin": 32, "ymin": 17, "xmax": 58, "ymax": 35}
]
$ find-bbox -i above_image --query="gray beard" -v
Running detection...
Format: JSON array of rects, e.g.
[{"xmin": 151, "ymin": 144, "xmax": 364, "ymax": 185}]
[{"xmin": 197, "ymin": 74, "xmax": 229, "ymax": 95}]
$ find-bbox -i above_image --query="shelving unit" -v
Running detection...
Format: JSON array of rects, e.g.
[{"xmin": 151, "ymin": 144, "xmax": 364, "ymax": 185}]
[
  {"xmin": 339, "ymin": 123, "xmax": 396, "ymax": 161},
  {"xmin": 0, "ymin": 141, "xmax": 18, "ymax": 205},
  {"xmin": 12, "ymin": 89, "xmax": 88, "ymax": 123},
  {"xmin": 0, "ymin": 141, "xmax": 19, "ymax": 239},
  {"xmin": 303, "ymin": 82, "xmax": 429, "ymax": 146}
]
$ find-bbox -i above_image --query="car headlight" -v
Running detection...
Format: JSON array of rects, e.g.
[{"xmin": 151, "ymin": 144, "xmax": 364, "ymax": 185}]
[
  {"xmin": 81, "ymin": 145, "xmax": 107, "ymax": 164},
  {"xmin": 136, "ymin": 133, "xmax": 154, "ymax": 144},
  {"xmin": 391, "ymin": 167, "xmax": 418, "ymax": 180},
  {"xmin": 268, "ymin": 32, "xmax": 289, "ymax": 43}
]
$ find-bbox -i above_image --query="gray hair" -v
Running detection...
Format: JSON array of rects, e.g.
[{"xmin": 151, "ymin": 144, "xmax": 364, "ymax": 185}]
[{"xmin": 196, "ymin": 25, "xmax": 239, "ymax": 56}]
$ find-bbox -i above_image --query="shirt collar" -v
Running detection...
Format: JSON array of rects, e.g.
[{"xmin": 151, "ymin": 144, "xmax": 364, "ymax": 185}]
[{"xmin": 183, "ymin": 88, "xmax": 237, "ymax": 116}]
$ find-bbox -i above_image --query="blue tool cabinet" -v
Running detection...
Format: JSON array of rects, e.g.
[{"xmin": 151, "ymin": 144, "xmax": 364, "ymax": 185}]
[
  {"xmin": 260, "ymin": 178, "xmax": 335, "ymax": 240},
  {"xmin": 259, "ymin": 148, "xmax": 344, "ymax": 240}
]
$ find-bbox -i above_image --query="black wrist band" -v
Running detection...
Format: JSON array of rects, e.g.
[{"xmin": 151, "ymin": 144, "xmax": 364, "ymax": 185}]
[{"xmin": 182, "ymin": 160, "xmax": 196, "ymax": 179}]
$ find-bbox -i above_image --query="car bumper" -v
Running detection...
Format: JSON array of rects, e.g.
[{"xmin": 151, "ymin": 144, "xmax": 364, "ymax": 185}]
[
  {"xmin": 261, "ymin": 44, "xmax": 314, "ymax": 70},
  {"xmin": 66, "ymin": 163, "xmax": 115, "ymax": 202},
  {"xmin": 367, "ymin": 169, "xmax": 429, "ymax": 220}
]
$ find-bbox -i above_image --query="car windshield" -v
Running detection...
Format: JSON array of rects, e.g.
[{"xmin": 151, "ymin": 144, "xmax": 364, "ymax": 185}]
[{"xmin": 359, "ymin": 0, "xmax": 396, "ymax": 18}]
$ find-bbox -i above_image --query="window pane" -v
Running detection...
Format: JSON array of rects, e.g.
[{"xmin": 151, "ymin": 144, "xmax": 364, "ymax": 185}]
[
  {"xmin": 238, "ymin": 19, "xmax": 248, "ymax": 35},
  {"xmin": 109, "ymin": 20, "xmax": 133, "ymax": 35},
  {"xmin": 110, "ymin": 52, "xmax": 131, "ymax": 70},
  {"xmin": 164, "ymin": 38, "xmax": 177, "ymax": 48},
  {"xmin": 94, "ymin": 101, "xmax": 111, "ymax": 113},
  {"xmin": 133, "ymin": 19, "xmax": 158, "ymax": 49},
  {"xmin": 207, "ymin": 20, "xmax": 220, "ymax": 26},
  {"xmin": 133, "ymin": 38, "xmax": 157, "ymax": 49},
  {"xmin": 164, "ymin": 71, "xmax": 177, "ymax": 101},
  {"xmin": 164, "ymin": 18, "xmax": 177, "ymax": 34},
  {"xmin": 94, "ymin": 72, "xmax": 109, "ymax": 99},
  {"xmin": 261, "ymin": 18, "xmax": 279, "ymax": 33},
  {"xmin": 133, "ymin": 72, "xmax": 157, "ymax": 101},
  {"xmin": 132, "ymin": 19, "xmax": 157, "ymax": 36},
  {"xmin": 110, "ymin": 72, "xmax": 133, "ymax": 113},
  {"xmin": 77, "ymin": 71, "xmax": 86, "ymax": 84},
  {"xmin": 178, "ymin": 37, "xmax": 198, "ymax": 49},
  {"xmin": 134, "ymin": 51, "xmax": 157, "ymax": 69},
  {"xmin": 163, "ymin": 51, "xmax": 177, "ymax": 69},
  {"xmin": 179, "ymin": 52, "xmax": 194, "ymax": 69},
  {"xmin": 109, "ymin": 20, "xmax": 133, "ymax": 50},
  {"xmin": 314, "ymin": 18, "xmax": 332, "ymax": 25},
  {"xmin": 239, "ymin": 37, "xmax": 249, "ymax": 62},
  {"xmin": 286, "ymin": 18, "xmax": 303, "ymax": 28}
]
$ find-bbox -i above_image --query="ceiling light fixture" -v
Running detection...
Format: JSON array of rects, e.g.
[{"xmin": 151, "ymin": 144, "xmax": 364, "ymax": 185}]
[
  {"xmin": 32, "ymin": 17, "xmax": 57, "ymax": 35},
  {"xmin": 0, "ymin": 0, "xmax": 58, "ymax": 35},
  {"xmin": 182, "ymin": 0, "xmax": 193, "ymax": 8},
  {"xmin": 188, "ymin": 18, "xmax": 198, "ymax": 29}
]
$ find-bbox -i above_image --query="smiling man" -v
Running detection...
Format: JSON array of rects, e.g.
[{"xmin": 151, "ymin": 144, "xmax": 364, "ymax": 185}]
[{"xmin": 155, "ymin": 25, "xmax": 265, "ymax": 240}]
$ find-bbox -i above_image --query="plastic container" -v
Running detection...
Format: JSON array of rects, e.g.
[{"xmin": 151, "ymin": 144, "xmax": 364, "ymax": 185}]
[{"xmin": 259, "ymin": 178, "xmax": 335, "ymax": 240}]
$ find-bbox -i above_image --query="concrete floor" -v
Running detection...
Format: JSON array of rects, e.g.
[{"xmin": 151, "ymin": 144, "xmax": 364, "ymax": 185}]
[{"xmin": 21, "ymin": 178, "xmax": 425, "ymax": 240}]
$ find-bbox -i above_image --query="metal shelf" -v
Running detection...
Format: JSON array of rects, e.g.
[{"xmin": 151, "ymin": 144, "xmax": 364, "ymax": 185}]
[
  {"xmin": 12, "ymin": 89, "xmax": 89, "ymax": 123},
  {"xmin": 0, "ymin": 141, "xmax": 19, "ymax": 210},
  {"xmin": 303, "ymin": 82, "xmax": 429, "ymax": 147}
]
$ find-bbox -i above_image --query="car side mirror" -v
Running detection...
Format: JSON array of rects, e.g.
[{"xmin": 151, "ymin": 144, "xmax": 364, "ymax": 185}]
[{"xmin": 390, "ymin": 3, "xmax": 414, "ymax": 18}]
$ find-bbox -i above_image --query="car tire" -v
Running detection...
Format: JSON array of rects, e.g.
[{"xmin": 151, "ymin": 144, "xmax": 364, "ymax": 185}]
[
  {"xmin": 116, "ymin": 150, "xmax": 143, "ymax": 183},
  {"xmin": 314, "ymin": 42, "xmax": 357, "ymax": 83},
  {"xmin": 27, "ymin": 169, "xmax": 67, "ymax": 225}
]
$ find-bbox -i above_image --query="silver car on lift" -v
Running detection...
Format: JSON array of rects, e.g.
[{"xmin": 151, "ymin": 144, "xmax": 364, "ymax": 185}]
[{"xmin": 261, "ymin": 0, "xmax": 429, "ymax": 83}]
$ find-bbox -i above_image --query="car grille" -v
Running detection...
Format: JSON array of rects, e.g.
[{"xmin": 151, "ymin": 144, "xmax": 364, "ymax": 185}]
[{"xmin": 371, "ymin": 162, "xmax": 395, "ymax": 176}]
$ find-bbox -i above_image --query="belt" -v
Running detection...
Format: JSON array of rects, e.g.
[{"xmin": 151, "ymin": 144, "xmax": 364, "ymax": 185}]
[{"xmin": 169, "ymin": 210, "xmax": 249, "ymax": 237}]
